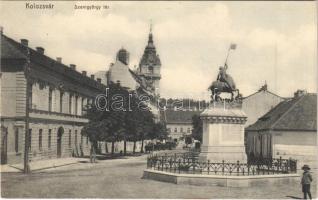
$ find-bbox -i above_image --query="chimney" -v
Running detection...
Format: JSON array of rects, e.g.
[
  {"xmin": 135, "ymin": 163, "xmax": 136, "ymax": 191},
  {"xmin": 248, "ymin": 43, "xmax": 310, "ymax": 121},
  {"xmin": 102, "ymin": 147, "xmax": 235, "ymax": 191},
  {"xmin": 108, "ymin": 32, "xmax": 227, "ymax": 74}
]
[
  {"xmin": 90, "ymin": 75, "xmax": 95, "ymax": 80},
  {"xmin": 21, "ymin": 39, "xmax": 29, "ymax": 46},
  {"xmin": 70, "ymin": 64, "xmax": 76, "ymax": 70},
  {"xmin": 36, "ymin": 47, "xmax": 44, "ymax": 54},
  {"xmin": 97, "ymin": 78, "xmax": 101, "ymax": 83},
  {"xmin": 56, "ymin": 57, "xmax": 62, "ymax": 63},
  {"xmin": 82, "ymin": 71, "xmax": 87, "ymax": 76}
]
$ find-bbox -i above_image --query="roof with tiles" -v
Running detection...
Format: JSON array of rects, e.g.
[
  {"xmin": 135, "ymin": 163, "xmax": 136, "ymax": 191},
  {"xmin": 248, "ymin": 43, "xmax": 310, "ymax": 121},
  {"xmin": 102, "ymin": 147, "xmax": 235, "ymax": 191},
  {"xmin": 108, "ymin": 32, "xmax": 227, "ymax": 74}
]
[
  {"xmin": 1, "ymin": 33, "xmax": 105, "ymax": 92},
  {"xmin": 246, "ymin": 93, "xmax": 317, "ymax": 132}
]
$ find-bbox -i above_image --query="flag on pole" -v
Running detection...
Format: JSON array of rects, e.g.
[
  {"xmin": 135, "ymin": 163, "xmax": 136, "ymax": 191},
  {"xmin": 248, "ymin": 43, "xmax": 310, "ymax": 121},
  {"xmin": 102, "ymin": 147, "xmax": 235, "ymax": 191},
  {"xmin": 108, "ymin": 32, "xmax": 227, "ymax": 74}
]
[{"xmin": 230, "ymin": 43, "xmax": 237, "ymax": 50}]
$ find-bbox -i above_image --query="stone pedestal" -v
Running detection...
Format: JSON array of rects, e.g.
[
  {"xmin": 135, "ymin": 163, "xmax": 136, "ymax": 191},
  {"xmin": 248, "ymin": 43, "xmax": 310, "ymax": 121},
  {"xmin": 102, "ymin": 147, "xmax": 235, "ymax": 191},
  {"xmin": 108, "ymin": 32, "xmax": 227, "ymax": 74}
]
[{"xmin": 199, "ymin": 104, "xmax": 247, "ymax": 163}]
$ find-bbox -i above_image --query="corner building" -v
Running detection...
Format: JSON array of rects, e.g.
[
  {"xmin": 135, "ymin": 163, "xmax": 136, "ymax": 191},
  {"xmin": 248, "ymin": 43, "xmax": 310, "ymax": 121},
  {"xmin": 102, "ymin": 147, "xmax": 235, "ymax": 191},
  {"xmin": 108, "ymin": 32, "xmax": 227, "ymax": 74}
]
[{"xmin": 1, "ymin": 33, "xmax": 105, "ymax": 164}]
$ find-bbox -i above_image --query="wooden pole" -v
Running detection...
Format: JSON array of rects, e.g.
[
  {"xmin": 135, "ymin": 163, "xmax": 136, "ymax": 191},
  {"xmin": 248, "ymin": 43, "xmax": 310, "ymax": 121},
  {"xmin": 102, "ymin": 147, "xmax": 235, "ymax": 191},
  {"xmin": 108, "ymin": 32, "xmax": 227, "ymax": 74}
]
[{"xmin": 23, "ymin": 47, "xmax": 31, "ymax": 174}]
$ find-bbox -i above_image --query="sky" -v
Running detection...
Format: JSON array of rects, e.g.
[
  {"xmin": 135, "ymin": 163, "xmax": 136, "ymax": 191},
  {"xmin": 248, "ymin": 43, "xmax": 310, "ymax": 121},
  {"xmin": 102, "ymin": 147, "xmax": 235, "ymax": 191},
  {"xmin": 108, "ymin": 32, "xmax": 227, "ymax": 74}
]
[{"xmin": 1, "ymin": 1, "xmax": 317, "ymax": 100}]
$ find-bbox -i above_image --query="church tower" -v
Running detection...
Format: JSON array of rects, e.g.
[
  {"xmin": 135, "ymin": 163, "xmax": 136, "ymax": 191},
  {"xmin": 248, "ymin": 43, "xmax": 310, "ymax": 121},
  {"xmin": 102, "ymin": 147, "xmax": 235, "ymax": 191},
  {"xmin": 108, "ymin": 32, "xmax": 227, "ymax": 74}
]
[{"xmin": 137, "ymin": 23, "xmax": 161, "ymax": 96}]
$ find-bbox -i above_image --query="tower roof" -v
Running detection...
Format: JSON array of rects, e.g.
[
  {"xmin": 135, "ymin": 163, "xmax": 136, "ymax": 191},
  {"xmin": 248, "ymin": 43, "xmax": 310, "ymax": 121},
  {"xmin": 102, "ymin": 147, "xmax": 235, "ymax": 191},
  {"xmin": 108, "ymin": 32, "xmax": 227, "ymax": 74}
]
[
  {"xmin": 139, "ymin": 25, "xmax": 161, "ymax": 66},
  {"xmin": 116, "ymin": 47, "xmax": 129, "ymax": 65}
]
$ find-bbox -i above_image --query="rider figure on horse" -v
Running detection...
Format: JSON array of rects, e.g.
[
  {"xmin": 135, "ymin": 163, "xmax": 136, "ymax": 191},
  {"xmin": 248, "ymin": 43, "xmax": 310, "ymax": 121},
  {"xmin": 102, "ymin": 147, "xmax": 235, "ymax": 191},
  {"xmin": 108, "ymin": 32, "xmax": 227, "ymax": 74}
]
[
  {"xmin": 209, "ymin": 44, "xmax": 241, "ymax": 102},
  {"xmin": 217, "ymin": 65, "xmax": 230, "ymax": 89},
  {"xmin": 209, "ymin": 63, "xmax": 238, "ymax": 102}
]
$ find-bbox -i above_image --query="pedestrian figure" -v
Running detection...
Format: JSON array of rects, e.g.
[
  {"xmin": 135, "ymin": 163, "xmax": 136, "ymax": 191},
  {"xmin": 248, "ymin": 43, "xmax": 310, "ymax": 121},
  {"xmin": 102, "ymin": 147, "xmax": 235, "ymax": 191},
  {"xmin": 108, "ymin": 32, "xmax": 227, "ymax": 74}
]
[{"xmin": 301, "ymin": 164, "xmax": 313, "ymax": 199}]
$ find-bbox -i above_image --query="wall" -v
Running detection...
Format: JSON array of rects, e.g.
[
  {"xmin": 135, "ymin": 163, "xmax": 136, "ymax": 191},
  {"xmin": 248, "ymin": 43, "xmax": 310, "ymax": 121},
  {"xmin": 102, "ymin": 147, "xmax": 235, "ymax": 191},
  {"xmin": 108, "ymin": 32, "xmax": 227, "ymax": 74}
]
[
  {"xmin": 1, "ymin": 118, "xmax": 91, "ymax": 164},
  {"xmin": 246, "ymin": 130, "xmax": 272, "ymax": 158},
  {"xmin": 30, "ymin": 83, "xmax": 88, "ymax": 116},
  {"xmin": 246, "ymin": 130, "xmax": 317, "ymax": 166},
  {"xmin": 1, "ymin": 71, "xmax": 26, "ymax": 117},
  {"xmin": 109, "ymin": 60, "xmax": 137, "ymax": 90},
  {"xmin": 272, "ymin": 131, "xmax": 317, "ymax": 163},
  {"xmin": 242, "ymin": 91, "xmax": 283, "ymax": 126}
]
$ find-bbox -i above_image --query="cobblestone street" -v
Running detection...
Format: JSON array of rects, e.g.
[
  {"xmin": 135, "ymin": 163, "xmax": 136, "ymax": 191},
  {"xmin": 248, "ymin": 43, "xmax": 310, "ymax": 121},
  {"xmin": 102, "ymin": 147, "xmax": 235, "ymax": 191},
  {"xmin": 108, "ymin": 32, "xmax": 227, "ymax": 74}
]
[{"xmin": 1, "ymin": 154, "xmax": 316, "ymax": 199}]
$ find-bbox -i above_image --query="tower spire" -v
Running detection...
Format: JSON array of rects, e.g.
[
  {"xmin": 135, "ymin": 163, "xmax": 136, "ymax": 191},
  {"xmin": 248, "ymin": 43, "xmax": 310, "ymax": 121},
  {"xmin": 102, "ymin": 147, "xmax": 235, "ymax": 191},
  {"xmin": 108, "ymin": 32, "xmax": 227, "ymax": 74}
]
[{"xmin": 148, "ymin": 20, "xmax": 153, "ymax": 45}]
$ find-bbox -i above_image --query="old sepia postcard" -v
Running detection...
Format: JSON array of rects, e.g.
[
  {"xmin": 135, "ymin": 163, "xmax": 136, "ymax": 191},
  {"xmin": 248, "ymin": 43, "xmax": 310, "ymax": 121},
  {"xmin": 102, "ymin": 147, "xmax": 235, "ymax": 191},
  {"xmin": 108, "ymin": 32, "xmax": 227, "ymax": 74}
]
[{"xmin": 0, "ymin": 1, "xmax": 317, "ymax": 199}]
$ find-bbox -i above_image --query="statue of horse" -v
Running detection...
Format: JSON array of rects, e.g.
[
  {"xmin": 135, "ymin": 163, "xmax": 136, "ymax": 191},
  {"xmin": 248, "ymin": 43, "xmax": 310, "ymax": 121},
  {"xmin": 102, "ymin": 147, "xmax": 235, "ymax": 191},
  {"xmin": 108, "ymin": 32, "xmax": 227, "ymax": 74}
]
[{"xmin": 208, "ymin": 74, "xmax": 239, "ymax": 102}]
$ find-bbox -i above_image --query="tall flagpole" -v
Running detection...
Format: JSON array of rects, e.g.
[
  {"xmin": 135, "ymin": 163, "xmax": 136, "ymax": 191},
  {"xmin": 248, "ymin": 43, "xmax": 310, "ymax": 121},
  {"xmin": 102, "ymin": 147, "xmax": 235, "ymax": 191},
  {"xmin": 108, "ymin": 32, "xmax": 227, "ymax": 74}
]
[
  {"xmin": 224, "ymin": 46, "xmax": 231, "ymax": 67},
  {"xmin": 224, "ymin": 43, "xmax": 237, "ymax": 69}
]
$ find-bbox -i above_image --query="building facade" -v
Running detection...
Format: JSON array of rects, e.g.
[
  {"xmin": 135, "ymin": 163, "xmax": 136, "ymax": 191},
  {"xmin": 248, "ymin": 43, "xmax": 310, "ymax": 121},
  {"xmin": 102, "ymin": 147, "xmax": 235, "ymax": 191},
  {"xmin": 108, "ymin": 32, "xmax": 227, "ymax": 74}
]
[
  {"xmin": 1, "ymin": 33, "xmax": 105, "ymax": 164},
  {"xmin": 163, "ymin": 110, "xmax": 201, "ymax": 142},
  {"xmin": 242, "ymin": 84, "xmax": 284, "ymax": 127},
  {"xmin": 245, "ymin": 92, "xmax": 317, "ymax": 167}
]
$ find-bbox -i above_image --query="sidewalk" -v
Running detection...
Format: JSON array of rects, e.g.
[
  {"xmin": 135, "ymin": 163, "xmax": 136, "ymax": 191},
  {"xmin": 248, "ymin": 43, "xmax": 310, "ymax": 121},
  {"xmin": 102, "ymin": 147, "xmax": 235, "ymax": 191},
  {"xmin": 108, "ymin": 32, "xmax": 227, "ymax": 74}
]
[{"xmin": 1, "ymin": 157, "xmax": 86, "ymax": 173}]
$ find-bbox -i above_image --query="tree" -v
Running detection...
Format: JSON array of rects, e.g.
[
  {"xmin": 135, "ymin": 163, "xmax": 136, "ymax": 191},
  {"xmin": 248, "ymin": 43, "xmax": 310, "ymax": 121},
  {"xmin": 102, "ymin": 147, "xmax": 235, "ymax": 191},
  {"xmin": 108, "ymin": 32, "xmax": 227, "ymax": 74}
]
[
  {"xmin": 83, "ymin": 82, "xmax": 160, "ymax": 158},
  {"xmin": 82, "ymin": 83, "xmax": 128, "ymax": 157},
  {"xmin": 151, "ymin": 122, "xmax": 168, "ymax": 141},
  {"xmin": 191, "ymin": 114, "xmax": 203, "ymax": 142}
]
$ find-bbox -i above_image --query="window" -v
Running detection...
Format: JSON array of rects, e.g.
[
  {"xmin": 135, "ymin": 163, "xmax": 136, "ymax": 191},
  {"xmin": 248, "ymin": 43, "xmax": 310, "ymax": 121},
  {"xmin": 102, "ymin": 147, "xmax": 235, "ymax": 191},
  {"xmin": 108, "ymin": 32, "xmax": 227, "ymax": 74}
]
[
  {"xmin": 187, "ymin": 128, "xmax": 191, "ymax": 133},
  {"xmin": 81, "ymin": 98, "xmax": 85, "ymax": 115},
  {"xmin": 48, "ymin": 88, "xmax": 53, "ymax": 112},
  {"xmin": 60, "ymin": 92, "xmax": 64, "ymax": 113},
  {"xmin": 68, "ymin": 130, "xmax": 72, "ymax": 147},
  {"xmin": 81, "ymin": 134, "xmax": 83, "ymax": 145},
  {"xmin": 69, "ymin": 94, "xmax": 73, "ymax": 114},
  {"xmin": 167, "ymin": 128, "xmax": 171, "ymax": 133},
  {"xmin": 14, "ymin": 128, "xmax": 19, "ymax": 153},
  {"xmin": 28, "ymin": 129, "xmax": 32, "ymax": 150},
  {"xmin": 86, "ymin": 136, "xmax": 89, "ymax": 145},
  {"xmin": 48, "ymin": 129, "xmax": 52, "ymax": 149},
  {"xmin": 38, "ymin": 129, "xmax": 42, "ymax": 151},
  {"xmin": 28, "ymin": 84, "xmax": 33, "ymax": 109},
  {"xmin": 75, "ymin": 96, "xmax": 78, "ymax": 115},
  {"xmin": 180, "ymin": 127, "xmax": 183, "ymax": 132},
  {"xmin": 174, "ymin": 128, "xmax": 177, "ymax": 132}
]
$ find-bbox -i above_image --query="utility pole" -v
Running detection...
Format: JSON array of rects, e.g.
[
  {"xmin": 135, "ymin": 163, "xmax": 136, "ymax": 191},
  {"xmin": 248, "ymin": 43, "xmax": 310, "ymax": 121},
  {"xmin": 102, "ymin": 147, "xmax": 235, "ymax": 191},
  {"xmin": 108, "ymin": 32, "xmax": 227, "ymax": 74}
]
[{"xmin": 23, "ymin": 45, "xmax": 31, "ymax": 173}]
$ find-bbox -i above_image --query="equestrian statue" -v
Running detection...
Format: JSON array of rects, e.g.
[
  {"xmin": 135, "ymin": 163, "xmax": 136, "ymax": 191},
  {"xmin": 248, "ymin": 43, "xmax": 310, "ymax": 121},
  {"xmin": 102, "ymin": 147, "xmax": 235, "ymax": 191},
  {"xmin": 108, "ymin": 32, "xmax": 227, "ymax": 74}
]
[{"xmin": 208, "ymin": 44, "xmax": 242, "ymax": 102}]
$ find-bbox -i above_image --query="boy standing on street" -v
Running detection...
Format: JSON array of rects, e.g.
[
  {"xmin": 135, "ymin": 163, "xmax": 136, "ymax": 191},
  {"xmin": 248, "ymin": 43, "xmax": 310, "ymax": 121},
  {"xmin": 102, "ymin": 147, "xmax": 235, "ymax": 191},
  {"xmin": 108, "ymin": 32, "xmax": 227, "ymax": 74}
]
[{"xmin": 301, "ymin": 164, "xmax": 313, "ymax": 199}]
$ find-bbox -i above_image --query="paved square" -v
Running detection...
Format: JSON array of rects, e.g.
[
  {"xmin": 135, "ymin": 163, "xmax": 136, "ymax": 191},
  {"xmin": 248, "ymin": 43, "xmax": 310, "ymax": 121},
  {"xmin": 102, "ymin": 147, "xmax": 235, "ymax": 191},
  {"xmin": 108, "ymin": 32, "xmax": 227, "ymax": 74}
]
[{"xmin": 1, "ymin": 155, "xmax": 316, "ymax": 199}]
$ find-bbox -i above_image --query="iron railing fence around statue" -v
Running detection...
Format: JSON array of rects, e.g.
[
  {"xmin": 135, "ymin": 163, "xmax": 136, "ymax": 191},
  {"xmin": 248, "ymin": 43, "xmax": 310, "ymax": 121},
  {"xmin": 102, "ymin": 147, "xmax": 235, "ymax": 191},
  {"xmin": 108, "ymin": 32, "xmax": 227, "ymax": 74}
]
[{"xmin": 147, "ymin": 153, "xmax": 297, "ymax": 176}]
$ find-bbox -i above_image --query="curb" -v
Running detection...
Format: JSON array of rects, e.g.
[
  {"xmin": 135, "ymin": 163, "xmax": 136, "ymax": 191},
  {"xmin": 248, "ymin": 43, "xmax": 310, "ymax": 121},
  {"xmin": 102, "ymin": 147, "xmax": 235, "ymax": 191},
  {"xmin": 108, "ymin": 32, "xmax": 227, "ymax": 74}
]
[{"xmin": 2, "ymin": 160, "xmax": 82, "ymax": 173}]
